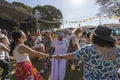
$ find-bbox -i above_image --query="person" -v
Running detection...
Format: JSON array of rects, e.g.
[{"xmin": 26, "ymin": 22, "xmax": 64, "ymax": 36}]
[
  {"xmin": 2, "ymin": 30, "xmax": 11, "ymax": 63},
  {"xmin": 42, "ymin": 31, "xmax": 52, "ymax": 70},
  {"xmin": 10, "ymin": 30, "xmax": 50, "ymax": 80},
  {"xmin": 0, "ymin": 34, "xmax": 10, "ymax": 80},
  {"xmin": 33, "ymin": 32, "xmax": 44, "ymax": 52},
  {"xmin": 25, "ymin": 33, "xmax": 34, "ymax": 48},
  {"xmin": 71, "ymin": 28, "xmax": 82, "ymax": 50},
  {"xmin": 66, "ymin": 31, "xmax": 72, "ymax": 45},
  {"xmin": 79, "ymin": 31, "xmax": 87, "ymax": 48},
  {"xmin": 86, "ymin": 31, "xmax": 91, "ymax": 44},
  {"xmin": 53, "ymin": 25, "xmax": 120, "ymax": 80},
  {"xmin": 51, "ymin": 32, "xmax": 69, "ymax": 80},
  {"xmin": 68, "ymin": 28, "xmax": 82, "ymax": 70},
  {"xmin": 51, "ymin": 31, "xmax": 57, "ymax": 41}
]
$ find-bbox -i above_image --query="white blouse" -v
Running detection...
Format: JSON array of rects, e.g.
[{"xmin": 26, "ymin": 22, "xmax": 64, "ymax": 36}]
[
  {"xmin": 0, "ymin": 43, "xmax": 5, "ymax": 60},
  {"xmin": 13, "ymin": 44, "xmax": 30, "ymax": 63}
]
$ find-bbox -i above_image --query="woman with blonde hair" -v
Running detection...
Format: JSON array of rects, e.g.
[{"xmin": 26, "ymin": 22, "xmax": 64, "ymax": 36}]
[
  {"xmin": 69, "ymin": 27, "xmax": 82, "ymax": 52},
  {"xmin": 68, "ymin": 27, "xmax": 82, "ymax": 70}
]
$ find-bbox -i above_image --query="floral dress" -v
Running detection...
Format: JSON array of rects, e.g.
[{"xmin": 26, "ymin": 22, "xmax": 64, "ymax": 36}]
[{"xmin": 72, "ymin": 44, "xmax": 120, "ymax": 80}]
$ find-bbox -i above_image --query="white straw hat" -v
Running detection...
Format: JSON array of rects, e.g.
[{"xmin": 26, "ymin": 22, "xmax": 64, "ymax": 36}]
[{"xmin": 0, "ymin": 34, "xmax": 5, "ymax": 39}]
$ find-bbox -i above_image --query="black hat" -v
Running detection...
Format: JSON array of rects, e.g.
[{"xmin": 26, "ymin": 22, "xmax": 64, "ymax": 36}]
[{"xmin": 93, "ymin": 25, "xmax": 115, "ymax": 42}]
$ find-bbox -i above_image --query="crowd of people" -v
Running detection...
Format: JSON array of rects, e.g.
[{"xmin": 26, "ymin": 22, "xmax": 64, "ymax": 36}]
[{"xmin": 0, "ymin": 25, "xmax": 120, "ymax": 80}]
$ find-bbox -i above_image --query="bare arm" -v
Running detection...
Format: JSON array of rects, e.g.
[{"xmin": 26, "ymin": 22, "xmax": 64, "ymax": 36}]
[
  {"xmin": 18, "ymin": 44, "xmax": 49, "ymax": 58},
  {"xmin": 53, "ymin": 53, "xmax": 76, "ymax": 60},
  {"xmin": 1, "ymin": 45, "xmax": 10, "ymax": 52}
]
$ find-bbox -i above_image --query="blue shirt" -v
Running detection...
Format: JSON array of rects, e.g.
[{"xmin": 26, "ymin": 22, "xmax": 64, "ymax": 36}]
[{"xmin": 73, "ymin": 44, "xmax": 120, "ymax": 80}]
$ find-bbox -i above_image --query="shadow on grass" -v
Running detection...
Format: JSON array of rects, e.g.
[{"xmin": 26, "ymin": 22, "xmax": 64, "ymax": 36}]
[{"xmin": 0, "ymin": 59, "xmax": 84, "ymax": 80}]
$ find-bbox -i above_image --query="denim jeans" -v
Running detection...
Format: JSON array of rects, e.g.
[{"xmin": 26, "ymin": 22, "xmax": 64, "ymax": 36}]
[{"xmin": 0, "ymin": 59, "xmax": 10, "ymax": 80}]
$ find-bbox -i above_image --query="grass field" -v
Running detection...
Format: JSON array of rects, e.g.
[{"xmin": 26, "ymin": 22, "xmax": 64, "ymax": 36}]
[{"xmin": 0, "ymin": 59, "xmax": 84, "ymax": 80}]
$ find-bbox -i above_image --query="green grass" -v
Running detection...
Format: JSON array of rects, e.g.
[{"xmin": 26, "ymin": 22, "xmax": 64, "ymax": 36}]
[{"xmin": 0, "ymin": 59, "xmax": 84, "ymax": 80}]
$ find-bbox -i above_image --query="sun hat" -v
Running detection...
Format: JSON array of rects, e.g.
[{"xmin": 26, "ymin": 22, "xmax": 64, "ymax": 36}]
[
  {"xmin": 2, "ymin": 30, "xmax": 7, "ymax": 33},
  {"xmin": 0, "ymin": 34, "xmax": 5, "ymax": 39},
  {"xmin": 93, "ymin": 25, "xmax": 115, "ymax": 42}
]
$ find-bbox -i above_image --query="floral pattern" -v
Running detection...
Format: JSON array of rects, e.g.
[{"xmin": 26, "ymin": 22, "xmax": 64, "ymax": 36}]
[
  {"xmin": 15, "ymin": 61, "xmax": 44, "ymax": 80},
  {"xmin": 73, "ymin": 44, "xmax": 120, "ymax": 80}
]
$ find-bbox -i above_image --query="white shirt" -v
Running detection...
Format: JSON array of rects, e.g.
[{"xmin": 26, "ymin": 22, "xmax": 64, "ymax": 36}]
[
  {"xmin": 0, "ymin": 43, "xmax": 5, "ymax": 60},
  {"xmin": 5, "ymin": 36, "xmax": 10, "ymax": 45},
  {"xmin": 4, "ymin": 35, "xmax": 10, "ymax": 59},
  {"xmin": 35, "ymin": 36, "xmax": 42, "ymax": 44},
  {"xmin": 13, "ymin": 44, "xmax": 30, "ymax": 63},
  {"xmin": 66, "ymin": 34, "xmax": 72, "ymax": 44},
  {"xmin": 52, "ymin": 38, "xmax": 69, "ymax": 51},
  {"xmin": 34, "ymin": 36, "xmax": 42, "ymax": 48},
  {"xmin": 71, "ymin": 33, "xmax": 78, "ymax": 45}
]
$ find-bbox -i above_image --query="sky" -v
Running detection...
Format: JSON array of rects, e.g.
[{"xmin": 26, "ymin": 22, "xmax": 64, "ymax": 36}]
[{"xmin": 6, "ymin": 0, "xmax": 120, "ymax": 28}]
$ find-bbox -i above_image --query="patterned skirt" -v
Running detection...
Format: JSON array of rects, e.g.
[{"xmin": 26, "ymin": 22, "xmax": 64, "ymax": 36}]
[{"xmin": 15, "ymin": 61, "xmax": 44, "ymax": 80}]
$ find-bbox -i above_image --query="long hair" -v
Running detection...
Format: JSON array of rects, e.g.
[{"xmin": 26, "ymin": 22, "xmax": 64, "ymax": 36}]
[
  {"xmin": 72, "ymin": 28, "xmax": 82, "ymax": 35},
  {"xmin": 10, "ymin": 30, "xmax": 23, "ymax": 54}
]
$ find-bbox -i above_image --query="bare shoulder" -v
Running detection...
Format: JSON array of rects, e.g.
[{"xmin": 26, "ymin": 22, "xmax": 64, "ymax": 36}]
[
  {"xmin": 18, "ymin": 44, "xmax": 28, "ymax": 49},
  {"xmin": 17, "ymin": 44, "xmax": 29, "ymax": 54}
]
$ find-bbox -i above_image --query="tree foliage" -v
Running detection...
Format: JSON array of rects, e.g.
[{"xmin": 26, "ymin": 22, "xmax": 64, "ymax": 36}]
[
  {"xmin": 96, "ymin": 0, "xmax": 120, "ymax": 18},
  {"xmin": 0, "ymin": 18, "xmax": 18, "ymax": 31},
  {"xmin": 33, "ymin": 5, "xmax": 63, "ymax": 30},
  {"xmin": 12, "ymin": 1, "xmax": 33, "ymax": 12},
  {"xmin": 0, "ymin": 1, "xmax": 63, "ymax": 31}
]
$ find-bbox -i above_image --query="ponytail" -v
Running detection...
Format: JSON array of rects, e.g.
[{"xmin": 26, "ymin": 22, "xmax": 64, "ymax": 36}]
[
  {"xmin": 10, "ymin": 30, "xmax": 23, "ymax": 54},
  {"xmin": 10, "ymin": 41, "xmax": 17, "ymax": 55}
]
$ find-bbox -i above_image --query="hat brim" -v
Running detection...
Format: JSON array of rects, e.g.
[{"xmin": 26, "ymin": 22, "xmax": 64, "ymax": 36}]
[{"xmin": 93, "ymin": 31, "xmax": 115, "ymax": 42}]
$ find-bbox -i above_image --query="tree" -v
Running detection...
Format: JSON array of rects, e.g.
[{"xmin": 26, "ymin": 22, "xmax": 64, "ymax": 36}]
[
  {"xmin": 12, "ymin": 1, "xmax": 33, "ymax": 12},
  {"xmin": 96, "ymin": 0, "xmax": 120, "ymax": 22},
  {"xmin": 0, "ymin": 18, "xmax": 18, "ymax": 31},
  {"xmin": 33, "ymin": 5, "xmax": 63, "ymax": 30},
  {"xmin": 12, "ymin": 2, "xmax": 35, "ymax": 33}
]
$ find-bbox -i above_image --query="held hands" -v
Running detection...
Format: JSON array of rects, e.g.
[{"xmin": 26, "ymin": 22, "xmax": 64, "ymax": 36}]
[
  {"xmin": 42, "ymin": 53, "xmax": 62, "ymax": 59},
  {"xmin": 49, "ymin": 54, "xmax": 62, "ymax": 60}
]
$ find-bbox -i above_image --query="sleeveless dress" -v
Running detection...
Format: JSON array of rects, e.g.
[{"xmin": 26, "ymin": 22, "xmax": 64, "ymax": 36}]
[{"xmin": 13, "ymin": 44, "xmax": 44, "ymax": 80}]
